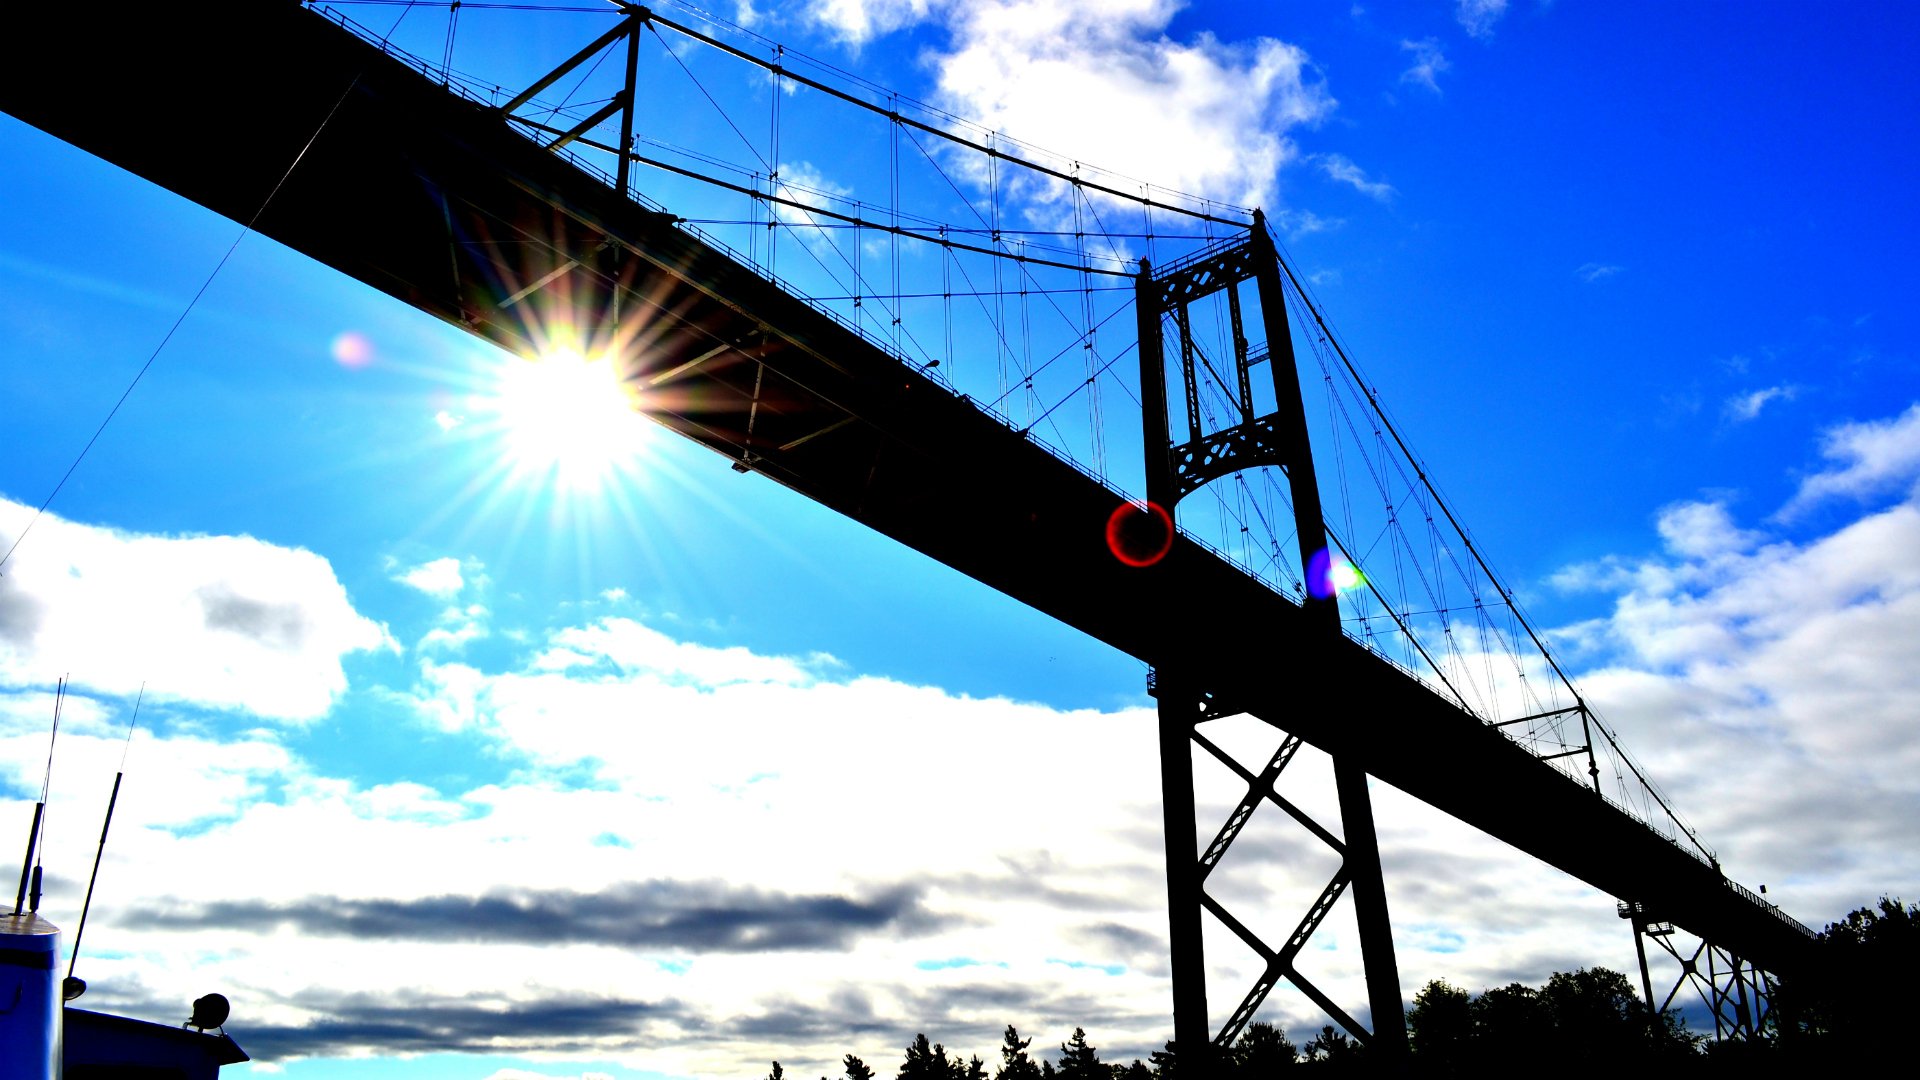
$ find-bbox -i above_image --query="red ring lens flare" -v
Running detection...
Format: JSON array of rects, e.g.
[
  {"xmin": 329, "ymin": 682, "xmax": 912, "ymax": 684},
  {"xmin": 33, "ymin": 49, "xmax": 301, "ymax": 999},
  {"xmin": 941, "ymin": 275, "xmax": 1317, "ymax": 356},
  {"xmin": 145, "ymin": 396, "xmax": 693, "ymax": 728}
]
[{"xmin": 1106, "ymin": 500, "xmax": 1173, "ymax": 567}]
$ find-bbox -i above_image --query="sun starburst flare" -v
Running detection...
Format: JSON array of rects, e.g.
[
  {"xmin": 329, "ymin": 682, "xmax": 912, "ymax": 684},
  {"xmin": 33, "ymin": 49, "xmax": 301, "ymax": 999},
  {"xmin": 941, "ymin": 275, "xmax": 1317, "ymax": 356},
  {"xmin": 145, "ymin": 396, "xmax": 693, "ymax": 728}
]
[{"xmin": 488, "ymin": 346, "xmax": 649, "ymax": 492}]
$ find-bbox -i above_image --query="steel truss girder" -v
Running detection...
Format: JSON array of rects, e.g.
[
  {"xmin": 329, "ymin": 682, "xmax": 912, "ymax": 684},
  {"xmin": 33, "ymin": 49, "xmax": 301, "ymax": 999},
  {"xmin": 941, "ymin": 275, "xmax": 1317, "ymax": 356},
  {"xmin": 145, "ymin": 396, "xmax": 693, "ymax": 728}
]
[
  {"xmin": 1188, "ymin": 719, "xmax": 1367, "ymax": 1050},
  {"xmin": 1171, "ymin": 408, "xmax": 1286, "ymax": 500},
  {"xmin": 1207, "ymin": 871, "xmax": 1366, "ymax": 1047},
  {"xmin": 1162, "ymin": 679, "xmax": 1386, "ymax": 1056},
  {"xmin": 1193, "ymin": 730, "xmax": 1342, "ymax": 858},
  {"xmin": 1152, "ymin": 245, "xmax": 1295, "ymax": 495},
  {"xmin": 1657, "ymin": 933, "xmax": 1774, "ymax": 1040},
  {"xmin": 500, "ymin": 6, "xmax": 647, "ymax": 198},
  {"xmin": 1627, "ymin": 904, "xmax": 1776, "ymax": 1042},
  {"xmin": 1145, "ymin": 240, "xmax": 1267, "ymax": 311}
]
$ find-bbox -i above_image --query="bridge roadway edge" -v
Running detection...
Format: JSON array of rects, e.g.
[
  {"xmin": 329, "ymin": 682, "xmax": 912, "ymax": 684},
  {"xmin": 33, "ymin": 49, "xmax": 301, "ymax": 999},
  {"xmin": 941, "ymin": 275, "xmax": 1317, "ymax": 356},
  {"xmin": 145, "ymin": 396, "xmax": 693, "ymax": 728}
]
[{"xmin": 0, "ymin": 1, "xmax": 1812, "ymax": 982}]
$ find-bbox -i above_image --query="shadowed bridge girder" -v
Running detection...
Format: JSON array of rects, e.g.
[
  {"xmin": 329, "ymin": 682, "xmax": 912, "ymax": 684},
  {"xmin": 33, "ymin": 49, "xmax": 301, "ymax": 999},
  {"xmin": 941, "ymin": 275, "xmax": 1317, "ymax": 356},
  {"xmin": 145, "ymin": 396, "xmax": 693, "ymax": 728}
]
[{"xmin": 0, "ymin": 1, "xmax": 1812, "ymax": 979}]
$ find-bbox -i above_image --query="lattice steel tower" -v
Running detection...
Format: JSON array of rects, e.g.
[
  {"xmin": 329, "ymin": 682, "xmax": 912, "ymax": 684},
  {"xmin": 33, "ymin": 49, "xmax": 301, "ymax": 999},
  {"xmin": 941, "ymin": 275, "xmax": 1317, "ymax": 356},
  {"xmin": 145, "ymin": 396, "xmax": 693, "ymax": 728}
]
[{"xmin": 1135, "ymin": 212, "xmax": 1408, "ymax": 1069}]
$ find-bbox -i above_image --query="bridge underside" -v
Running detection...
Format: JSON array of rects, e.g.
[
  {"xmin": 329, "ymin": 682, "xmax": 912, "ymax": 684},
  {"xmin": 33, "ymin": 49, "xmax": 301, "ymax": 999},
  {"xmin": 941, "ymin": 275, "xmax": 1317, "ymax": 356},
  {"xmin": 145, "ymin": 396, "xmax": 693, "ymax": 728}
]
[{"xmin": 0, "ymin": 1, "xmax": 1811, "ymax": 977}]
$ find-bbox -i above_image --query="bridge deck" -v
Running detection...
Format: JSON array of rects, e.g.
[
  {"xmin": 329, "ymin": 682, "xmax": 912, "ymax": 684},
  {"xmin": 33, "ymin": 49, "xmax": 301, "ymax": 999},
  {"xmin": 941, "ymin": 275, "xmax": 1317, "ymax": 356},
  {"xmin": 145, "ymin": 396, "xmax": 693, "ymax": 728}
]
[{"xmin": 0, "ymin": 1, "xmax": 1812, "ymax": 975}]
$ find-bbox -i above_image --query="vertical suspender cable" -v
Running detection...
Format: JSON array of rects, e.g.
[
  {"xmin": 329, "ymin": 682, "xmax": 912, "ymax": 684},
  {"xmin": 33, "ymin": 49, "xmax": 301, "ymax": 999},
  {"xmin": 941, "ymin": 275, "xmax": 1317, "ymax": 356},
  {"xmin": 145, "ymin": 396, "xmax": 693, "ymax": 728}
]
[
  {"xmin": 440, "ymin": 0, "xmax": 461, "ymax": 85},
  {"xmin": 756, "ymin": 43, "xmax": 771, "ymax": 274},
  {"xmin": 989, "ymin": 135, "xmax": 1006, "ymax": 411},
  {"xmin": 889, "ymin": 100, "xmax": 901, "ymax": 358}
]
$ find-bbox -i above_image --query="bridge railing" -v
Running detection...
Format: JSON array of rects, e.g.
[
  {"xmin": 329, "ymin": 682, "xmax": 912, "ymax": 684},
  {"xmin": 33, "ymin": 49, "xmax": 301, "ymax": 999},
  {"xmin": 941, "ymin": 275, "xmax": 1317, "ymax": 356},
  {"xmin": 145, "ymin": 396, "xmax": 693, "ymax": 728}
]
[{"xmin": 1726, "ymin": 879, "xmax": 1815, "ymax": 938}]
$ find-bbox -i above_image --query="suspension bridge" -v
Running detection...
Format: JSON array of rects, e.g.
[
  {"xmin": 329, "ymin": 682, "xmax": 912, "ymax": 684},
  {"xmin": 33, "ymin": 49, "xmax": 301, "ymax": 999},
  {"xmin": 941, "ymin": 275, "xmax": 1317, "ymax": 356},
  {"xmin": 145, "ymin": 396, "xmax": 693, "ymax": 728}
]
[{"xmin": 0, "ymin": 0, "xmax": 1816, "ymax": 1066}]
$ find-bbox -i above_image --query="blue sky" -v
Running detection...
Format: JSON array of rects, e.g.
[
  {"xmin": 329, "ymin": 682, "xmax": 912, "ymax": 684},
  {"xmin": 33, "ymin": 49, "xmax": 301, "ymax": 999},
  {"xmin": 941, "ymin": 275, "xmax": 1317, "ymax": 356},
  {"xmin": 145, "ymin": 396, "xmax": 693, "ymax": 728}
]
[{"xmin": 3, "ymin": 1, "xmax": 1918, "ymax": 1077}]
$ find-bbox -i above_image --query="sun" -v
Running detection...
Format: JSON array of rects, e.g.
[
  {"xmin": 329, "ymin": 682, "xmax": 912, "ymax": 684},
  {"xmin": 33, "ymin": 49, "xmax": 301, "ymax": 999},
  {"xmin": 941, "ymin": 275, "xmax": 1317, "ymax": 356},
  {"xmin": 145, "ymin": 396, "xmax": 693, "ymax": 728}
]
[
  {"xmin": 413, "ymin": 332, "xmax": 717, "ymax": 564},
  {"xmin": 487, "ymin": 346, "xmax": 648, "ymax": 491}
]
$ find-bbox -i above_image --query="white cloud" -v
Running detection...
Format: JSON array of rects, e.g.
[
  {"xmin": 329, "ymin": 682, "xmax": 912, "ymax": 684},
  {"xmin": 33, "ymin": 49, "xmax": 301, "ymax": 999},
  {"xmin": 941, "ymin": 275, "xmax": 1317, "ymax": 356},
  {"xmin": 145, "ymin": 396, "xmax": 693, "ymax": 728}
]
[
  {"xmin": 30, "ymin": 589, "xmax": 1501, "ymax": 1072},
  {"xmin": 536, "ymin": 616, "xmax": 824, "ymax": 686},
  {"xmin": 1275, "ymin": 208, "xmax": 1344, "ymax": 239},
  {"xmin": 0, "ymin": 499, "xmax": 388, "ymax": 720},
  {"xmin": 1576, "ymin": 262, "xmax": 1622, "ymax": 283},
  {"xmin": 807, "ymin": 0, "xmax": 1333, "ymax": 212},
  {"xmin": 1400, "ymin": 38, "xmax": 1449, "ymax": 94},
  {"xmin": 1314, "ymin": 153, "xmax": 1396, "ymax": 202},
  {"xmin": 1654, "ymin": 500, "xmax": 1762, "ymax": 560},
  {"xmin": 773, "ymin": 161, "xmax": 854, "ymax": 220},
  {"xmin": 0, "ymin": 701, "xmax": 296, "ymax": 832},
  {"xmin": 25, "ymin": 409, "xmax": 1920, "ymax": 1073},
  {"xmin": 803, "ymin": 0, "xmax": 940, "ymax": 47},
  {"xmin": 1721, "ymin": 385, "xmax": 1796, "ymax": 424},
  {"xmin": 21, "ymin": 481, "xmax": 1918, "ymax": 1078},
  {"xmin": 1547, "ymin": 428, "xmax": 1920, "ymax": 921},
  {"xmin": 1778, "ymin": 402, "xmax": 1920, "ymax": 517},
  {"xmin": 13, "ymin": 611, "xmax": 1197, "ymax": 1074},
  {"xmin": 419, "ymin": 613, "xmax": 488, "ymax": 654},
  {"xmin": 394, "ymin": 562, "xmax": 488, "ymax": 654},
  {"xmin": 1455, "ymin": 0, "xmax": 1509, "ymax": 41},
  {"xmin": 395, "ymin": 556, "xmax": 464, "ymax": 598},
  {"xmin": 771, "ymin": 160, "xmax": 860, "ymax": 262}
]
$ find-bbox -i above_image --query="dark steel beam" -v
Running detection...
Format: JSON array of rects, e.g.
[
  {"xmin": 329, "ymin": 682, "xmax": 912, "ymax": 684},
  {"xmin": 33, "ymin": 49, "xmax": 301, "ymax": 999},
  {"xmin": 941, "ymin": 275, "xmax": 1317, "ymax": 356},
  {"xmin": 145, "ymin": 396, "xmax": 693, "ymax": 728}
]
[
  {"xmin": 544, "ymin": 94, "xmax": 626, "ymax": 152},
  {"xmin": 1136, "ymin": 267, "xmax": 1211, "ymax": 1068},
  {"xmin": 499, "ymin": 14, "xmax": 635, "ymax": 115}
]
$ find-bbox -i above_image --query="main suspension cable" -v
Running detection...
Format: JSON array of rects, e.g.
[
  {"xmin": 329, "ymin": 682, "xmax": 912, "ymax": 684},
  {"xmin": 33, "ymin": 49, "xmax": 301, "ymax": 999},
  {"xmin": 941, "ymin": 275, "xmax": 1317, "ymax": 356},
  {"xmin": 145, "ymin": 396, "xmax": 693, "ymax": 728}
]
[{"xmin": 644, "ymin": 8, "xmax": 1252, "ymax": 228}]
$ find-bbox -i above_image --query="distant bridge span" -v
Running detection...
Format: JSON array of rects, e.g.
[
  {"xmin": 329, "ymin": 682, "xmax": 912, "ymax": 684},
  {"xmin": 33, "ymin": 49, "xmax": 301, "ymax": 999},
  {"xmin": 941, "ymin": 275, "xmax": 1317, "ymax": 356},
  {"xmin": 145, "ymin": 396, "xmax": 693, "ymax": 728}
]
[{"xmin": 0, "ymin": 0, "xmax": 1812, "ymax": 1020}]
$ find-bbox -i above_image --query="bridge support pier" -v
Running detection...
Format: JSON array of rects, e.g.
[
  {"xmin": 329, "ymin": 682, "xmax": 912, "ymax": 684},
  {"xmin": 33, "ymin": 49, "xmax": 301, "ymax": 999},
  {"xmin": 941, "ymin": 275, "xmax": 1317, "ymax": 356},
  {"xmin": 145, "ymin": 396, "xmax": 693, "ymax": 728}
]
[
  {"xmin": 1621, "ymin": 901, "xmax": 1777, "ymax": 1044},
  {"xmin": 1154, "ymin": 674, "xmax": 1212, "ymax": 1070},
  {"xmin": 1333, "ymin": 756, "xmax": 1407, "ymax": 1058},
  {"xmin": 1137, "ymin": 219, "xmax": 1407, "ymax": 1070}
]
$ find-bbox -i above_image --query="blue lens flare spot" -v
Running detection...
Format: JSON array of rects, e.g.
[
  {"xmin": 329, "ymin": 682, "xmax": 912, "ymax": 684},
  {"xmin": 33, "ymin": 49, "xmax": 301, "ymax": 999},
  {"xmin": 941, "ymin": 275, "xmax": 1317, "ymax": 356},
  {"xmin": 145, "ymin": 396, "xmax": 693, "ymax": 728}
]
[{"xmin": 1306, "ymin": 547, "xmax": 1366, "ymax": 599}]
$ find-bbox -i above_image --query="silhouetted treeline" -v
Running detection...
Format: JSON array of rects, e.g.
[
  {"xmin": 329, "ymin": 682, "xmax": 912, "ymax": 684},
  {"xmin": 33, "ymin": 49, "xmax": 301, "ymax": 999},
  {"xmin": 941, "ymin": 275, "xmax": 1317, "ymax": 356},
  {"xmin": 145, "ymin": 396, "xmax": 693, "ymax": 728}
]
[
  {"xmin": 757, "ymin": 898, "xmax": 1919, "ymax": 1080},
  {"xmin": 773, "ymin": 1018, "xmax": 1394, "ymax": 1079},
  {"xmin": 1408, "ymin": 966, "xmax": 1697, "ymax": 1075},
  {"xmin": 1768, "ymin": 896, "xmax": 1919, "ymax": 1071}
]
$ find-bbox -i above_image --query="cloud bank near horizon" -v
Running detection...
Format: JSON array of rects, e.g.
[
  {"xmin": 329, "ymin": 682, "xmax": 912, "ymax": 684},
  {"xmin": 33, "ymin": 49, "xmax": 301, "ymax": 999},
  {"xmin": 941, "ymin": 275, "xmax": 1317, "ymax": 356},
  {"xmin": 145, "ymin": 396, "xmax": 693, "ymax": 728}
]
[{"xmin": 4, "ymin": 404, "xmax": 1919, "ymax": 1073}]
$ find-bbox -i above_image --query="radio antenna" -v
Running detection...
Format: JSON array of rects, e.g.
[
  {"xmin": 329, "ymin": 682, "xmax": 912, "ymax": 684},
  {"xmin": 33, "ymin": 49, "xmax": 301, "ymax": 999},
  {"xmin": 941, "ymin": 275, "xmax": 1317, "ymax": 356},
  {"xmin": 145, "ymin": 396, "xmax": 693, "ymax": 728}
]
[
  {"xmin": 68, "ymin": 683, "xmax": 142, "ymax": 981},
  {"xmin": 13, "ymin": 676, "xmax": 65, "ymax": 916}
]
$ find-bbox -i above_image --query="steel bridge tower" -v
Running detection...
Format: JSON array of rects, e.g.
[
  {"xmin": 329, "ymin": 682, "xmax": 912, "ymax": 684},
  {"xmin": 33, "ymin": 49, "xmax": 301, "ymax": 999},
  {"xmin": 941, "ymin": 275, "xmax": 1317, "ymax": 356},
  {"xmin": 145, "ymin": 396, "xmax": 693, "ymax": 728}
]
[{"xmin": 1135, "ymin": 214, "xmax": 1408, "ymax": 1068}]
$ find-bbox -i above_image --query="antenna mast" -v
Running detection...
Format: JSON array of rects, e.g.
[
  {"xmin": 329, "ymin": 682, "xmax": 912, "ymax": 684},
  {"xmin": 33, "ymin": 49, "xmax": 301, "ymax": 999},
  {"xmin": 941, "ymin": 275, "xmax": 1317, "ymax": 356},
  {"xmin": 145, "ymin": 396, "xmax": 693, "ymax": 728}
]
[
  {"xmin": 12, "ymin": 677, "xmax": 64, "ymax": 917},
  {"xmin": 68, "ymin": 683, "xmax": 143, "ymax": 983}
]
